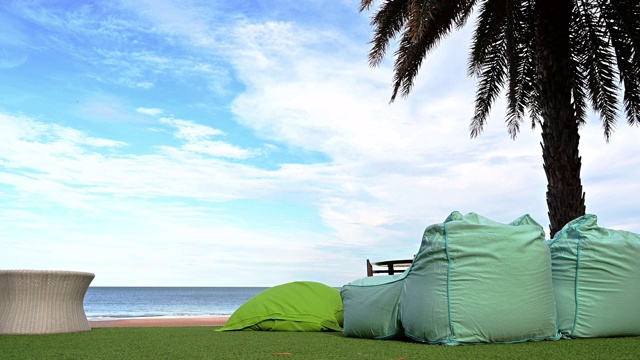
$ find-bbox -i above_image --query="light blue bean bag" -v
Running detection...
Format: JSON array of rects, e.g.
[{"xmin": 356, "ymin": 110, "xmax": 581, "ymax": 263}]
[
  {"xmin": 549, "ymin": 214, "xmax": 640, "ymax": 338},
  {"xmin": 342, "ymin": 211, "xmax": 560, "ymax": 345}
]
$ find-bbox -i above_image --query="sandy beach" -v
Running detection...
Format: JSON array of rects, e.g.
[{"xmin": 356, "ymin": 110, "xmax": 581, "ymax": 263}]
[{"xmin": 90, "ymin": 317, "xmax": 229, "ymax": 328}]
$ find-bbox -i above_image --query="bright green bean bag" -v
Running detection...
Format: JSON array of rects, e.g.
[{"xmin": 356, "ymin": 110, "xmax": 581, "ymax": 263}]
[{"xmin": 217, "ymin": 281, "xmax": 343, "ymax": 332}]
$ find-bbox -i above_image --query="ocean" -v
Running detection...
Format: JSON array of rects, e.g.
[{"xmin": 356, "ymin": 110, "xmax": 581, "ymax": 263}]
[{"xmin": 84, "ymin": 287, "xmax": 267, "ymax": 320}]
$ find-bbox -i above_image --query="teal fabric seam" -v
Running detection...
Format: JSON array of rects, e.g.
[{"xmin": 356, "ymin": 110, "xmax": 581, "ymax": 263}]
[
  {"xmin": 443, "ymin": 223, "xmax": 455, "ymax": 343},
  {"xmin": 571, "ymin": 218, "xmax": 587, "ymax": 337}
]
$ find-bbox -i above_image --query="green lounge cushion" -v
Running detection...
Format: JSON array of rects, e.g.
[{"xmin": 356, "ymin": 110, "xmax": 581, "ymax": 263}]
[
  {"xmin": 342, "ymin": 211, "xmax": 560, "ymax": 344},
  {"xmin": 217, "ymin": 281, "xmax": 343, "ymax": 332},
  {"xmin": 549, "ymin": 214, "xmax": 640, "ymax": 338}
]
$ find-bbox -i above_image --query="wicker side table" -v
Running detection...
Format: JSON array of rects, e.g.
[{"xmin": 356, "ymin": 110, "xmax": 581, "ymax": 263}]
[{"xmin": 0, "ymin": 270, "xmax": 95, "ymax": 334}]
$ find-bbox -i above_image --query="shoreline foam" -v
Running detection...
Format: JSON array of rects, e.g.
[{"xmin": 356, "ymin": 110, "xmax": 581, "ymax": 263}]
[{"xmin": 90, "ymin": 316, "xmax": 229, "ymax": 328}]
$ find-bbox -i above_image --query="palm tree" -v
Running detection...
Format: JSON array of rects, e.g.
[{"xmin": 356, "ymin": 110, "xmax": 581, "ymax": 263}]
[{"xmin": 360, "ymin": 0, "xmax": 640, "ymax": 235}]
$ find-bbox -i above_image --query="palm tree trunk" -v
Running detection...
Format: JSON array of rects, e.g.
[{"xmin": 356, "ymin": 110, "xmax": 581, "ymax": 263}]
[{"xmin": 535, "ymin": 0, "xmax": 586, "ymax": 236}]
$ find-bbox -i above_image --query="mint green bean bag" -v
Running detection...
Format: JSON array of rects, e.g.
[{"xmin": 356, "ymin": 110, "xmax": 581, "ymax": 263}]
[
  {"xmin": 342, "ymin": 211, "xmax": 560, "ymax": 345},
  {"xmin": 549, "ymin": 214, "xmax": 640, "ymax": 338},
  {"xmin": 217, "ymin": 281, "xmax": 343, "ymax": 332}
]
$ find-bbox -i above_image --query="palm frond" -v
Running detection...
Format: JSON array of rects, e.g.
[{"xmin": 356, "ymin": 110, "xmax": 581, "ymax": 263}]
[
  {"xmin": 360, "ymin": 0, "xmax": 375, "ymax": 12},
  {"xmin": 468, "ymin": 0, "xmax": 506, "ymax": 77},
  {"xmin": 454, "ymin": 0, "xmax": 476, "ymax": 29},
  {"xmin": 571, "ymin": 2, "xmax": 598, "ymax": 127},
  {"xmin": 527, "ymin": 81, "xmax": 542, "ymax": 130},
  {"xmin": 390, "ymin": 28, "xmax": 431, "ymax": 101},
  {"xmin": 569, "ymin": 14, "xmax": 589, "ymax": 129},
  {"xmin": 605, "ymin": 0, "xmax": 640, "ymax": 56},
  {"xmin": 575, "ymin": 0, "xmax": 621, "ymax": 140},
  {"xmin": 468, "ymin": 0, "xmax": 507, "ymax": 137},
  {"xmin": 363, "ymin": 0, "xmax": 639, "ymax": 140},
  {"xmin": 406, "ymin": 0, "xmax": 431, "ymax": 44},
  {"xmin": 521, "ymin": 10, "xmax": 541, "ymax": 130},
  {"xmin": 390, "ymin": 0, "xmax": 475, "ymax": 101},
  {"xmin": 366, "ymin": 0, "xmax": 412, "ymax": 67},
  {"xmin": 600, "ymin": 0, "xmax": 640, "ymax": 126},
  {"xmin": 504, "ymin": 0, "xmax": 536, "ymax": 138},
  {"xmin": 470, "ymin": 42, "xmax": 507, "ymax": 137}
]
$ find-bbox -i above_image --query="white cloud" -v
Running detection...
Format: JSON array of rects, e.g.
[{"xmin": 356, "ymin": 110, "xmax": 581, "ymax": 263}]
[
  {"xmin": 160, "ymin": 117, "xmax": 224, "ymax": 140},
  {"xmin": 0, "ymin": 113, "xmax": 126, "ymax": 150},
  {"xmin": 3, "ymin": 0, "xmax": 640, "ymax": 287},
  {"xmin": 0, "ymin": 113, "xmax": 352, "ymax": 285},
  {"xmin": 182, "ymin": 141, "xmax": 253, "ymax": 159},
  {"xmin": 0, "ymin": 198, "xmax": 340, "ymax": 286},
  {"xmin": 116, "ymin": 0, "xmax": 220, "ymax": 47},
  {"xmin": 157, "ymin": 117, "xmax": 257, "ymax": 159},
  {"xmin": 1, "ymin": 114, "xmax": 262, "ymax": 202},
  {"xmin": 136, "ymin": 107, "xmax": 164, "ymax": 116},
  {"xmin": 227, "ymin": 19, "xmax": 478, "ymax": 166},
  {"xmin": 11, "ymin": 1, "xmax": 231, "ymax": 92},
  {"xmin": 135, "ymin": 81, "xmax": 154, "ymax": 89},
  {"xmin": 0, "ymin": 13, "xmax": 29, "ymax": 69},
  {"xmin": 223, "ymin": 14, "xmax": 640, "ymax": 242},
  {"xmin": 75, "ymin": 96, "xmax": 151, "ymax": 123}
]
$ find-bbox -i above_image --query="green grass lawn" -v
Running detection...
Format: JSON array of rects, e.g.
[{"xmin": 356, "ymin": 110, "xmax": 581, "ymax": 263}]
[{"xmin": 0, "ymin": 327, "xmax": 638, "ymax": 360}]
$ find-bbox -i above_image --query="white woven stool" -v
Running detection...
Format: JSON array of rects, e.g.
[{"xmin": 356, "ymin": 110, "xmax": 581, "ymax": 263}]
[{"xmin": 0, "ymin": 270, "xmax": 95, "ymax": 334}]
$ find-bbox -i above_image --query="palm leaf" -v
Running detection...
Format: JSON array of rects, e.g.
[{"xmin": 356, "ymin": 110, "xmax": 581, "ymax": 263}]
[
  {"xmin": 468, "ymin": 0, "xmax": 507, "ymax": 137},
  {"xmin": 504, "ymin": 0, "xmax": 536, "ymax": 138},
  {"xmin": 366, "ymin": 0, "xmax": 412, "ymax": 67},
  {"xmin": 391, "ymin": 0, "xmax": 475, "ymax": 101},
  {"xmin": 575, "ymin": 0, "xmax": 620, "ymax": 140},
  {"xmin": 600, "ymin": 0, "xmax": 640, "ymax": 126},
  {"xmin": 569, "ymin": 8, "xmax": 589, "ymax": 128}
]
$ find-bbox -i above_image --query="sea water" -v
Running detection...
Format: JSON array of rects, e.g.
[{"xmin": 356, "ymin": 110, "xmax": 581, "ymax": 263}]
[{"xmin": 84, "ymin": 287, "xmax": 267, "ymax": 320}]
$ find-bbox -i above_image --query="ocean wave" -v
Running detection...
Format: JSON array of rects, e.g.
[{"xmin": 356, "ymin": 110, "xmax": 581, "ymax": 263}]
[
  {"xmin": 83, "ymin": 287, "xmax": 263, "ymax": 321},
  {"xmin": 87, "ymin": 313, "xmax": 232, "ymax": 321}
]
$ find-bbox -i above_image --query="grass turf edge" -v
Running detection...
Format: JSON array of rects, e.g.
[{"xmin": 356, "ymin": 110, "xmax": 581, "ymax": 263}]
[{"xmin": 0, "ymin": 327, "xmax": 638, "ymax": 360}]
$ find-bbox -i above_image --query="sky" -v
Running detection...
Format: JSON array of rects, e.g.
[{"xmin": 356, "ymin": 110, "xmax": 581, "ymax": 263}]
[{"xmin": 1, "ymin": 0, "xmax": 639, "ymax": 287}]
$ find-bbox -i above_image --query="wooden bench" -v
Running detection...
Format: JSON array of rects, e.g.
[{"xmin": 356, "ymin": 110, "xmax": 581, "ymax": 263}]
[{"xmin": 366, "ymin": 259, "xmax": 413, "ymax": 277}]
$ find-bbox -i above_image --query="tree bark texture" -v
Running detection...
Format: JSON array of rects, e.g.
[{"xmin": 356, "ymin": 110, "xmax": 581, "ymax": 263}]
[{"xmin": 535, "ymin": 0, "xmax": 586, "ymax": 236}]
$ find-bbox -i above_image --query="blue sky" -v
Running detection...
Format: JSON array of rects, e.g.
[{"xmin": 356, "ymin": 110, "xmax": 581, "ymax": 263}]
[{"xmin": 1, "ymin": 0, "xmax": 638, "ymax": 287}]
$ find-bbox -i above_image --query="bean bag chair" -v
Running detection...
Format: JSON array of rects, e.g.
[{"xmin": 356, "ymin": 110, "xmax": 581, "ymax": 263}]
[
  {"xmin": 217, "ymin": 281, "xmax": 343, "ymax": 332},
  {"xmin": 342, "ymin": 211, "xmax": 560, "ymax": 345},
  {"xmin": 341, "ymin": 273, "xmax": 406, "ymax": 339},
  {"xmin": 549, "ymin": 214, "xmax": 640, "ymax": 338}
]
